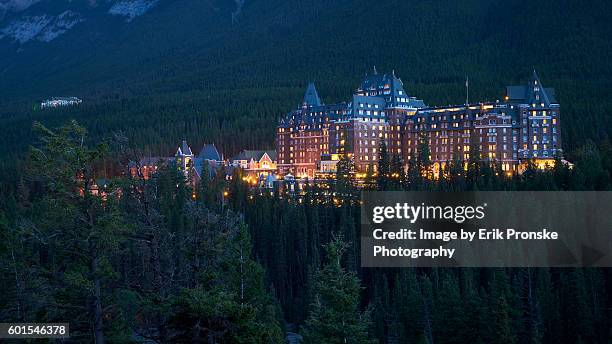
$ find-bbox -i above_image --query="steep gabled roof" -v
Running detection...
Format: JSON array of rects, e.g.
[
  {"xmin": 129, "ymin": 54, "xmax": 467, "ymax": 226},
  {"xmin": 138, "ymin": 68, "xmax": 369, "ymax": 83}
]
[
  {"xmin": 177, "ymin": 139, "xmax": 193, "ymax": 156},
  {"xmin": 526, "ymin": 70, "xmax": 556, "ymax": 105},
  {"xmin": 505, "ymin": 71, "xmax": 557, "ymax": 105},
  {"xmin": 359, "ymin": 72, "xmax": 389, "ymax": 91},
  {"xmin": 303, "ymin": 82, "xmax": 322, "ymax": 107},
  {"xmin": 262, "ymin": 150, "xmax": 277, "ymax": 161},
  {"xmin": 231, "ymin": 150, "xmax": 277, "ymax": 162},
  {"xmin": 357, "ymin": 69, "xmax": 425, "ymax": 108},
  {"xmin": 198, "ymin": 144, "xmax": 222, "ymax": 161}
]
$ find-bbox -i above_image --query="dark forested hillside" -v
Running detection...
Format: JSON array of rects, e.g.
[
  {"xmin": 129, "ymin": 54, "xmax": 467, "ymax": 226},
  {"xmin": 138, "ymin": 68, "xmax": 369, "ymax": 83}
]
[
  {"xmin": 1, "ymin": 1, "xmax": 611, "ymax": 343},
  {"xmin": 1, "ymin": 121, "xmax": 610, "ymax": 343},
  {"xmin": 1, "ymin": 0, "xmax": 611, "ymax": 185}
]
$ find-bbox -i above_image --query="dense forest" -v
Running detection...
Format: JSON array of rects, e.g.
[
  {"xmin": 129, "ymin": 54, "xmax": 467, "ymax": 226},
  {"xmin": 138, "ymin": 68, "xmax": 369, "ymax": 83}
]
[
  {"xmin": 1, "ymin": 0, "xmax": 612, "ymax": 191},
  {"xmin": 1, "ymin": 0, "xmax": 611, "ymax": 342},
  {"xmin": 0, "ymin": 122, "xmax": 284, "ymax": 343},
  {"xmin": 0, "ymin": 121, "xmax": 610, "ymax": 343}
]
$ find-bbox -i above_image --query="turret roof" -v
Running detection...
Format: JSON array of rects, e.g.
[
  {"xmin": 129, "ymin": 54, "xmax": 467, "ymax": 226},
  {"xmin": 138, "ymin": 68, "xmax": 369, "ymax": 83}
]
[{"xmin": 303, "ymin": 82, "xmax": 322, "ymax": 107}]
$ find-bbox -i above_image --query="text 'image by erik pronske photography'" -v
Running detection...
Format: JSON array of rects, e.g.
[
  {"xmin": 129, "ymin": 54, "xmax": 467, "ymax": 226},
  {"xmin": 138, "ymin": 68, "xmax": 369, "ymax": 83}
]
[{"xmin": 0, "ymin": 0, "xmax": 611, "ymax": 343}]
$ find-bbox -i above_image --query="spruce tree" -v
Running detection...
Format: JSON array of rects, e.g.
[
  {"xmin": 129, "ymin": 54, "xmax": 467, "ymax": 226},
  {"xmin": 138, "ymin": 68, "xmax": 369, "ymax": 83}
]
[
  {"xmin": 433, "ymin": 271, "xmax": 466, "ymax": 344},
  {"xmin": 406, "ymin": 146, "xmax": 423, "ymax": 190},
  {"xmin": 27, "ymin": 121, "xmax": 130, "ymax": 343},
  {"xmin": 377, "ymin": 140, "xmax": 390, "ymax": 190},
  {"xmin": 335, "ymin": 148, "xmax": 357, "ymax": 203},
  {"xmin": 390, "ymin": 154, "xmax": 405, "ymax": 190},
  {"xmin": 466, "ymin": 138, "xmax": 482, "ymax": 189},
  {"xmin": 417, "ymin": 132, "xmax": 433, "ymax": 182},
  {"xmin": 302, "ymin": 235, "xmax": 375, "ymax": 344},
  {"xmin": 391, "ymin": 269, "xmax": 425, "ymax": 343}
]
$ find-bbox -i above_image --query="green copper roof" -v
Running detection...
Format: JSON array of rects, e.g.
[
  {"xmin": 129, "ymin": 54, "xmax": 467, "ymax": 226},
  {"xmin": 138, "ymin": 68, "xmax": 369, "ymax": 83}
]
[{"xmin": 302, "ymin": 82, "xmax": 322, "ymax": 107}]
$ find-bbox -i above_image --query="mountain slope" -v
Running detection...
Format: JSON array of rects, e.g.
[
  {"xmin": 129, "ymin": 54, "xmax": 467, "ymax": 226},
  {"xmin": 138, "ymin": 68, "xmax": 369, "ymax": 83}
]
[{"xmin": 0, "ymin": 0, "xmax": 610, "ymax": 164}]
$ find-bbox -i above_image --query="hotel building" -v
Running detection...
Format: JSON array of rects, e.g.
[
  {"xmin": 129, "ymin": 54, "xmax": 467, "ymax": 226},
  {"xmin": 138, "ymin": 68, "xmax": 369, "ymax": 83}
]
[{"xmin": 276, "ymin": 69, "xmax": 561, "ymax": 178}]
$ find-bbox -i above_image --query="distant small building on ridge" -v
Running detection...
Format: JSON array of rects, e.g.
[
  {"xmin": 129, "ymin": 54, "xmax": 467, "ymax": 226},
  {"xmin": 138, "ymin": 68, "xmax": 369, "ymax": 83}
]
[{"xmin": 41, "ymin": 97, "xmax": 82, "ymax": 108}]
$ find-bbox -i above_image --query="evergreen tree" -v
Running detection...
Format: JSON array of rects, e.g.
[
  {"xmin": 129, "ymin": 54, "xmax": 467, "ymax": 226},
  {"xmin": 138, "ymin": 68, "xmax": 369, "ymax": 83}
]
[
  {"xmin": 572, "ymin": 141, "xmax": 611, "ymax": 190},
  {"xmin": 466, "ymin": 139, "xmax": 482, "ymax": 189},
  {"xmin": 490, "ymin": 295, "xmax": 518, "ymax": 344},
  {"xmin": 433, "ymin": 271, "xmax": 466, "ymax": 344},
  {"xmin": 377, "ymin": 140, "xmax": 390, "ymax": 190},
  {"xmin": 166, "ymin": 214, "xmax": 284, "ymax": 343},
  {"xmin": 335, "ymin": 149, "xmax": 357, "ymax": 203},
  {"xmin": 27, "ymin": 121, "xmax": 131, "ymax": 343},
  {"xmin": 391, "ymin": 269, "xmax": 425, "ymax": 343},
  {"xmin": 486, "ymin": 269, "xmax": 519, "ymax": 344},
  {"xmin": 406, "ymin": 145, "xmax": 423, "ymax": 191},
  {"xmin": 447, "ymin": 153, "xmax": 466, "ymax": 191},
  {"xmin": 390, "ymin": 154, "xmax": 405, "ymax": 190},
  {"xmin": 417, "ymin": 132, "xmax": 433, "ymax": 182},
  {"xmin": 302, "ymin": 235, "xmax": 375, "ymax": 344}
]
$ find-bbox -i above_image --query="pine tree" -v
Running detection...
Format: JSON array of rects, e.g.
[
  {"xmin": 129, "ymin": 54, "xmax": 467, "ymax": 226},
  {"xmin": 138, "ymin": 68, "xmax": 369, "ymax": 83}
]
[
  {"xmin": 447, "ymin": 153, "xmax": 466, "ymax": 191},
  {"xmin": 27, "ymin": 121, "xmax": 131, "ymax": 343},
  {"xmin": 459, "ymin": 269, "xmax": 486, "ymax": 343},
  {"xmin": 490, "ymin": 295, "xmax": 517, "ymax": 344},
  {"xmin": 377, "ymin": 140, "xmax": 390, "ymax": 190},
  {"xmin": 335, "ymin": 149, "xmax": 357, "ymax": 203},
  {"xmin": 417, "ymin": 132, "xmax": 433, "ymax": 182},
  {"xmin": 391, "ymin": 269, "xmax": 425, "ymax": 343},
  {"xmin": 302, "ymin": 235, "xmax": 375, "ymax": 344},
  {"xmin": 390, "ymin": 154, "xmax": 405, "ymax": 190},
  {"xmin": 535, "ymin": 268, "xmax": 561, "ymax": 343},
  {"xmin": 552, "ymin": 154, "xmax": 570, "ymax": 190},
  {"xmin": 166, "ymin": 209, "xmax": 284, "ymax": 343},
  {"xmin": 466, "ymin": 138, "xmax": 482, "ymax": 190},
  {"xmin": 486, "ymin": 269, "xmax": 518, "ymax": 344},
  {"xmin": 433, "ymin": 271, "xmax": 466, "ymax": 344},
  {"xmin": 406, "ymin": 146, "xmax": 423, "ymax": 191}
]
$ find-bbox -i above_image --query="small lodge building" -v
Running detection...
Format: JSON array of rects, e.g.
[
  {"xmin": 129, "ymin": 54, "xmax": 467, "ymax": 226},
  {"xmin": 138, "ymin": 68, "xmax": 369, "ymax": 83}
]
[{"xmin": 230, "ymin": 150, "xmax": 278, "ymax": 184}]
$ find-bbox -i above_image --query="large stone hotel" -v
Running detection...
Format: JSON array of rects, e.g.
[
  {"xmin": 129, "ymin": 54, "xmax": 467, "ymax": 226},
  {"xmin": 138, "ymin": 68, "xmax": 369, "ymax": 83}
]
[
  {"xmin": 276, "ymin": 69, "xmax": 562, "ymax": 178},
  {"xmin": 134, "ymin": 69, "xmax": 563, "ymax": 188}
]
